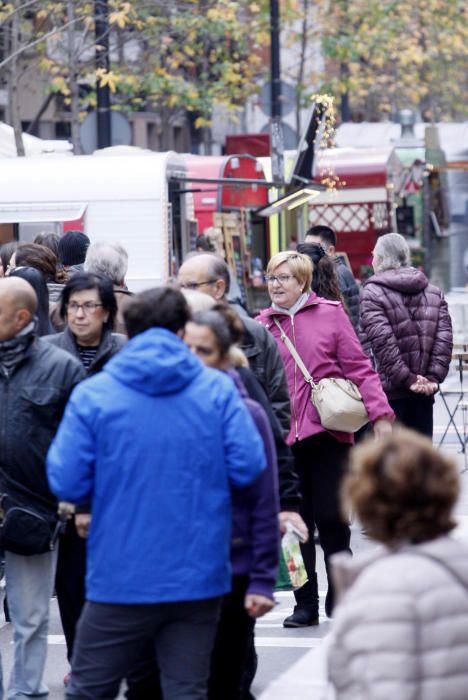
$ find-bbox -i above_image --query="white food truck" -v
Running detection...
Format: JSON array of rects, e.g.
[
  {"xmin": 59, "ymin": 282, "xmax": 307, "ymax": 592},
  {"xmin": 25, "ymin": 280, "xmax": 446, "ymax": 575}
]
[{"xmin": 0, "ymin": 150, "xmax": 191, "ymax": 291}]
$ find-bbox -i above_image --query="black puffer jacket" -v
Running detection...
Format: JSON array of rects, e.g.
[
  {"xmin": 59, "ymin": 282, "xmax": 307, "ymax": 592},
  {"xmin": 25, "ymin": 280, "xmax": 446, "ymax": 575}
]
[
  {"xmin": 336, "ymin": 257, "xmax": 360, "ymax": 332},
  {"xmin": 44, "ymin": 327, "xmax": 126, "ymax": 376},
  {"xmin": 0, "ymin": 339, "xmax": 85, "ymax": 503},
  {"xmin": 360, "ymin": 267, "xmax": 453, "ymax": 399},
  {"xmin": 240, "ymin": 316, "xmax": 291, "ymax": 435},
  {"xmin": 237, "ymin": 366, "xmax": 301, "ymax": 512}
]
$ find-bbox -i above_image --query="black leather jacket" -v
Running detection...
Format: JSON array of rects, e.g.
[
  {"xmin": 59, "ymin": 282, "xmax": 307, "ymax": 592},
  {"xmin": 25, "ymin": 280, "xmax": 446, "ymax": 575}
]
[
  {"xmin": 237, "ymin": 367, "xmax": 300, "ymax": 512},
  {"xmin": 240, "ymin": 316, "xmax": 291, "ymax": 435},
  {"xmin": 336, "ymin": 257, "xmax": 360, "ymax": 332},
  {"xmin": 0, "ymin": 339, "xmax": 85, "ymax": 503}
]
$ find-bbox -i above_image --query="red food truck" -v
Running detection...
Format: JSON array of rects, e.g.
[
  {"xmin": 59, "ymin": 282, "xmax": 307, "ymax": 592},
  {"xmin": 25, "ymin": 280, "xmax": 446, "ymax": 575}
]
[{"xmin": 310, "ymin": 147, "xmax": 403, "ymax": 277}]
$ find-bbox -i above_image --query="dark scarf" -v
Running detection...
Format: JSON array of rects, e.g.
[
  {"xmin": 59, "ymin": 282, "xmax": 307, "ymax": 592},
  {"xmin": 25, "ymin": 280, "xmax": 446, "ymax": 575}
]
[{"xmin": 0, "ymin": 322, "xmax": 36, "ymax": 376}]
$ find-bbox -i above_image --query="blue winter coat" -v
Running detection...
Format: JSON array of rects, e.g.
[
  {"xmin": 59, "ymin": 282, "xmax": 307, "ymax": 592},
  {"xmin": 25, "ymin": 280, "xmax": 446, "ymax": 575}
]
[{"xmin": 47, "ymin": 328, "xmax": 266, "ymax": 604}]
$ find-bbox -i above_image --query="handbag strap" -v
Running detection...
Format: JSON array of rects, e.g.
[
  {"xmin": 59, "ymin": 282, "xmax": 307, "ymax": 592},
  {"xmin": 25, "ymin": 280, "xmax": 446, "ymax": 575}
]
[{"xmin": 273, "ymin": 318, "xmax": 317, "ymax": 387}]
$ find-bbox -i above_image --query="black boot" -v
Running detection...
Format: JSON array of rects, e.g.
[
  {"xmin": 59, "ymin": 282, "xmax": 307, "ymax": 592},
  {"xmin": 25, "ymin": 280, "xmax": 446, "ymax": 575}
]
[{"xmin": 283, "ymin": 576, "xmax": 319, "ymax": 628}]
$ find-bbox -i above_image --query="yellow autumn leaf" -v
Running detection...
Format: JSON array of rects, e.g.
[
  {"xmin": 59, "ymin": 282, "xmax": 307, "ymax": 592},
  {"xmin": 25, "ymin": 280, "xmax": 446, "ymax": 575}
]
[
  {"xmin": 194, "ymin": 116, "xmax": 211, "ymax": 129},
  {"xmin": 109, "ymin": 11, "xmax": 128, "ymax": 29},
  {"xmin": 96, "ymin": 68, "xmax": 118, "ymax": 93},
  {"xmin": 51, "ymin": 76, "xmax": 71, "ymax": 97},
  {"xmin": 206, "ymin": 8, "xmax": 222, "ymax": 21}
]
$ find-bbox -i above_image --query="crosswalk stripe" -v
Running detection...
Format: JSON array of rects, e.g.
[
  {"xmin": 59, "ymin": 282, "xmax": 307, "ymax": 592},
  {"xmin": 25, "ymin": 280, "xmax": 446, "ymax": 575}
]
[
  {"xmin": 255, "ymin": 637, "xmax": 322, "ymax": 648},
  {"xmin": 274, "ymin": 591, "xmax": 326, "ymax": 598}
]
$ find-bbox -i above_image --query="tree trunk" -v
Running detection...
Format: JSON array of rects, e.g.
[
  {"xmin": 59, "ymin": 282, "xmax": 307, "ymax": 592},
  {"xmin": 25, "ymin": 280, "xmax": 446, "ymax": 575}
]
[
  {"xmin": 296, "ymin": 0, "xmax": 309, "ymax": 138},
  {"xmin": 9, "ymin": 2, "xmax": 25, "ymax": 156},
  {"xmin": 67, "ymin": 0, "xmax": 82, "ymax": 153}
]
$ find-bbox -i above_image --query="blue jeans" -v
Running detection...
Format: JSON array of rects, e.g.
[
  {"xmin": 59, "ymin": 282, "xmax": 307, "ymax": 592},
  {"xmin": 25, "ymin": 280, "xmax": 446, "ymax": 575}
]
[{"xmin": 5, "ymin": 549, "xmax": 57, "ymax": 699}]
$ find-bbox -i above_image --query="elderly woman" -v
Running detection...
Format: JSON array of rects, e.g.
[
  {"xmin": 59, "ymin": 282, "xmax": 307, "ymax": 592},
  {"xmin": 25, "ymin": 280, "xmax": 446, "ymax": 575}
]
[
  {"xmin": 360, "ymin": 232, "xmax": 453, "ymax": 437},
  {"xmin": 256, "ymin": 250, "xmax": 394, "ymax": 626},
  {"xmin": 328, "ymin": 428, "xmax": 468, "ymax": 700},
  {"xmin": 84, "ymin": 240, "xmax": 132, "ymax": 335},
  {"xmin": 44, "ymin": 272, "xmax": 125, "ymax": 680},
  {"xmin": 45, "ymin": 272, "xmax": 125, "ymax": 374}
]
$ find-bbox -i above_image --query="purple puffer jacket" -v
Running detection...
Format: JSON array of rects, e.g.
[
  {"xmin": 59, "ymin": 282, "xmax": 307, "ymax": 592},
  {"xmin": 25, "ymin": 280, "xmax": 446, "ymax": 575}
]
[
  {"xmin": 360, "ymin": 268, "xmax": 453, "ymax": 399},
  {"xmin": 228, "ymin": 370, "xmax": 280, "ymax": 601},
  {"xmin": 256, "ymin": 294, "xmax": 394, "ymax": 446}
]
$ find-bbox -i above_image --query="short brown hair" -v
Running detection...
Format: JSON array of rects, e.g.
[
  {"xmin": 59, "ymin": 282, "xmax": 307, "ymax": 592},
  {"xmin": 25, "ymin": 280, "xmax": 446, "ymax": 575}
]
[
  {"xmin": 266, "ymin": 251, "xmax": 312, "ymax": 292},
  {"xmin": 15, "ymin": 243, "xmax": 58, "ymax": 282},
  {"xmin": 343, "ymin": 428, "xmax": 459, "ymax": 545}
]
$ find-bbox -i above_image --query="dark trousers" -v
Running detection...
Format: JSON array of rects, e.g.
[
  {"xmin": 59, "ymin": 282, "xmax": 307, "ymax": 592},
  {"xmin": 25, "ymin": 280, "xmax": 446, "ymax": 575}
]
[
  {"xmin": 209, "ymin": 576, "xmax": 255, "ymax": 700},
  {"xmin": 67, "ymin": 597, "xmax": 221, "ymax": 700},
  {"xmin": 292, "ymin": 433, "xmax": 351, "ymax": 604},
  {"xmin": 56, "ymin": 519, "xmax": 87, "ymax": 661},
  {"xmin": 125, "ymin": 578, "xmax": 256, "ymax": 700},
  {"xmin": 389, "ymin": 394, "xmax": 434, "ymax": 438}
]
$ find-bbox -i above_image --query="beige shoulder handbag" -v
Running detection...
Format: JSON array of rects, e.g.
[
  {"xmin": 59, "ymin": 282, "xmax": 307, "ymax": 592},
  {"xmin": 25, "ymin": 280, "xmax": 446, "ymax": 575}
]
[{"xmin": 274, "ymin": 318, "xmax": 369, "ymax": 433}]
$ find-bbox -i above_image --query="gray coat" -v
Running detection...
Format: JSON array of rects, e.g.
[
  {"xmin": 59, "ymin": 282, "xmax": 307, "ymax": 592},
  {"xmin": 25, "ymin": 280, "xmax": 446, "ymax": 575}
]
[
  {"xmin": 44, "ymin": 327, "xmax": 126, "ymax": 376},
  {"xmin": 328, "ymin": 536, "xmax": 468, "ymax": 700}
]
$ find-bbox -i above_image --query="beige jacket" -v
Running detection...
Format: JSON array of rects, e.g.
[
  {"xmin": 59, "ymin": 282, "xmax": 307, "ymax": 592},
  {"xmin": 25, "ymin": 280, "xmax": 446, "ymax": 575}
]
[{"xmin": 328, "ymin": 536, "xmax": 468, "ymax": 700}]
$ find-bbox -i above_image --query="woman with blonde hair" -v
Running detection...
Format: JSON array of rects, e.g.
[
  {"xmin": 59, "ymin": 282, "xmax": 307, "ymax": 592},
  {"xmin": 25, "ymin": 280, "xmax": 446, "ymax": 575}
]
[
  {"xmin": 257, "ymin": 250, "xmax": 394, "ymax": 626},
  {"xmin": 328, "ymin": 428, "xmax": 468, "ymax": 700}
]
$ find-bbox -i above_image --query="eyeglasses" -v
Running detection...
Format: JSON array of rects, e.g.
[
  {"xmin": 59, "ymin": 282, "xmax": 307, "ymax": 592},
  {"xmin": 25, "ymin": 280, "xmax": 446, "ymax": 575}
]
[
  {"xmin": 66, "ymin": 302, "xmax": 104, "ymax": 315},
  {"xmin": 191, "ymin": 345, "xmax": 215, "ymax": 356},
  {"xmin": 265, "ymin": 274, "xmax": 295, "ymax": 285},
  {"xmin": 178, "ymin": 279, "xmax": 217, "ymax": 290}
]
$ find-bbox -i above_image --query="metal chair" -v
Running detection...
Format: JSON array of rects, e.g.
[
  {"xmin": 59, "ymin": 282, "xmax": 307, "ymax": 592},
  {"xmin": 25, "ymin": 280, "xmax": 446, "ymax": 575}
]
[{"xmin": 438, "ymin": 345, "xmax": 468, "ymax": 471}]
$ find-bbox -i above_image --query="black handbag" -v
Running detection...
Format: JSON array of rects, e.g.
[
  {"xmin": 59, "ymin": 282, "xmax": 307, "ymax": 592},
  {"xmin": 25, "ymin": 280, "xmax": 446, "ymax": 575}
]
[{"xmin": 0, "ymin": 471, "xmax": 61, "ymax": 556}]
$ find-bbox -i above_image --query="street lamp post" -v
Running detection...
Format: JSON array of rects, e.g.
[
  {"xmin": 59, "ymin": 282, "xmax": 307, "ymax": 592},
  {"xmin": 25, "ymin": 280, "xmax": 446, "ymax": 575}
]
[
  {"xmin": 270, "ymin": 0, "xmax": 284, "ymax": 249},
  {"xmin": 94, "ymin": 0, "xmax": 112, "ymax": 149},
  {"xmin": 270, "ymin": 0, "xmax": 284, "ymax": 185}
]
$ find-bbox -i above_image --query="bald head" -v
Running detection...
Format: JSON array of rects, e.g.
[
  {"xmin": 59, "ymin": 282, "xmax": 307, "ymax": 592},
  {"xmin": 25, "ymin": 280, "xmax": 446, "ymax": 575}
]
[
  {"xmin": 0, "ymin": 277, "xmax": 37, "ymax": 340},
  {"xmin": 178, "ymin": 254, "xmax": 230, "ymax": 300}
]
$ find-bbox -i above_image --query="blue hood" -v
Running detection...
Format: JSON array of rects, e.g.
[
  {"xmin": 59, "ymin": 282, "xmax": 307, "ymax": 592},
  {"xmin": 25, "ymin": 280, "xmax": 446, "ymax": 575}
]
[{"xmin": 104, "ymin": 327, "xmax": 203, "ymax": 396}]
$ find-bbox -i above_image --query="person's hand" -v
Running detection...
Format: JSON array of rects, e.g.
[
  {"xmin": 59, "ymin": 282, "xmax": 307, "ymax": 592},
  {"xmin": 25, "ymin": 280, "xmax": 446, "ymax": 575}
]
[
  {"xmin": 410, "ymin": 375, "xmax": 438, "ymax": 396},
  {"xmin": 410, "ymin": 375, "xmax": 429, "ymax": 393},
  {"xmin": 373, "ymin": 418, "xmax": 393, "ymax": 440},
  {"xmin": 75, "ymin": 513, "xmax": 91, "ymax": 539},
  {"xmin": 278, "ymin": 512, "xmax": 309, "ymax": 542},
  {"xmin": 244, "ymin": 594, "xmax": 275, "ymax": 618}
]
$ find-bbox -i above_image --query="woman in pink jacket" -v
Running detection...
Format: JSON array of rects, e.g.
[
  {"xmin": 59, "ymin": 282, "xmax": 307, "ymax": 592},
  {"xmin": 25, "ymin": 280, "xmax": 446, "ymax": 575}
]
[{"xmin": 257, "ymin": 251, "xmax": 394, "ymax": 627}]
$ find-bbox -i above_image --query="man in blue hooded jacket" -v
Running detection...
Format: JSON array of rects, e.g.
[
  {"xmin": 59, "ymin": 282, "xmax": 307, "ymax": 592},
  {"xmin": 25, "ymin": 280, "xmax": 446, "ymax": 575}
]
[{"xmin": 46, "ymin": 286, "xmax": 266, "ymax": 700}]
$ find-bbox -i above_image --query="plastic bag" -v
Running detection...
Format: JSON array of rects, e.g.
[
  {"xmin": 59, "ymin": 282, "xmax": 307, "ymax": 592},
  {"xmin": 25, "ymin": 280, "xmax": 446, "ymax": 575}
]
[{"xmin": 281, "ymin": 523, "xmax": 308, "ymax": 589}]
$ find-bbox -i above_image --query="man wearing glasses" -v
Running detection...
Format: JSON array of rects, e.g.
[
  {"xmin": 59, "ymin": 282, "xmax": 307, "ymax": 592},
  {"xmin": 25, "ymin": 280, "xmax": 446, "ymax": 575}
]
[{"xmin": 178, "ymin": 254, "xmax": 291, "ymax": 435}]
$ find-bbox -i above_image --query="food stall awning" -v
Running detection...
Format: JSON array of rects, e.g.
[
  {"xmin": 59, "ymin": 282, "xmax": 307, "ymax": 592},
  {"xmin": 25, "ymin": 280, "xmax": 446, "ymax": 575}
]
[{"xmin": 256, "ymin": 185, "xmax": 325, "ymax": 217}]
